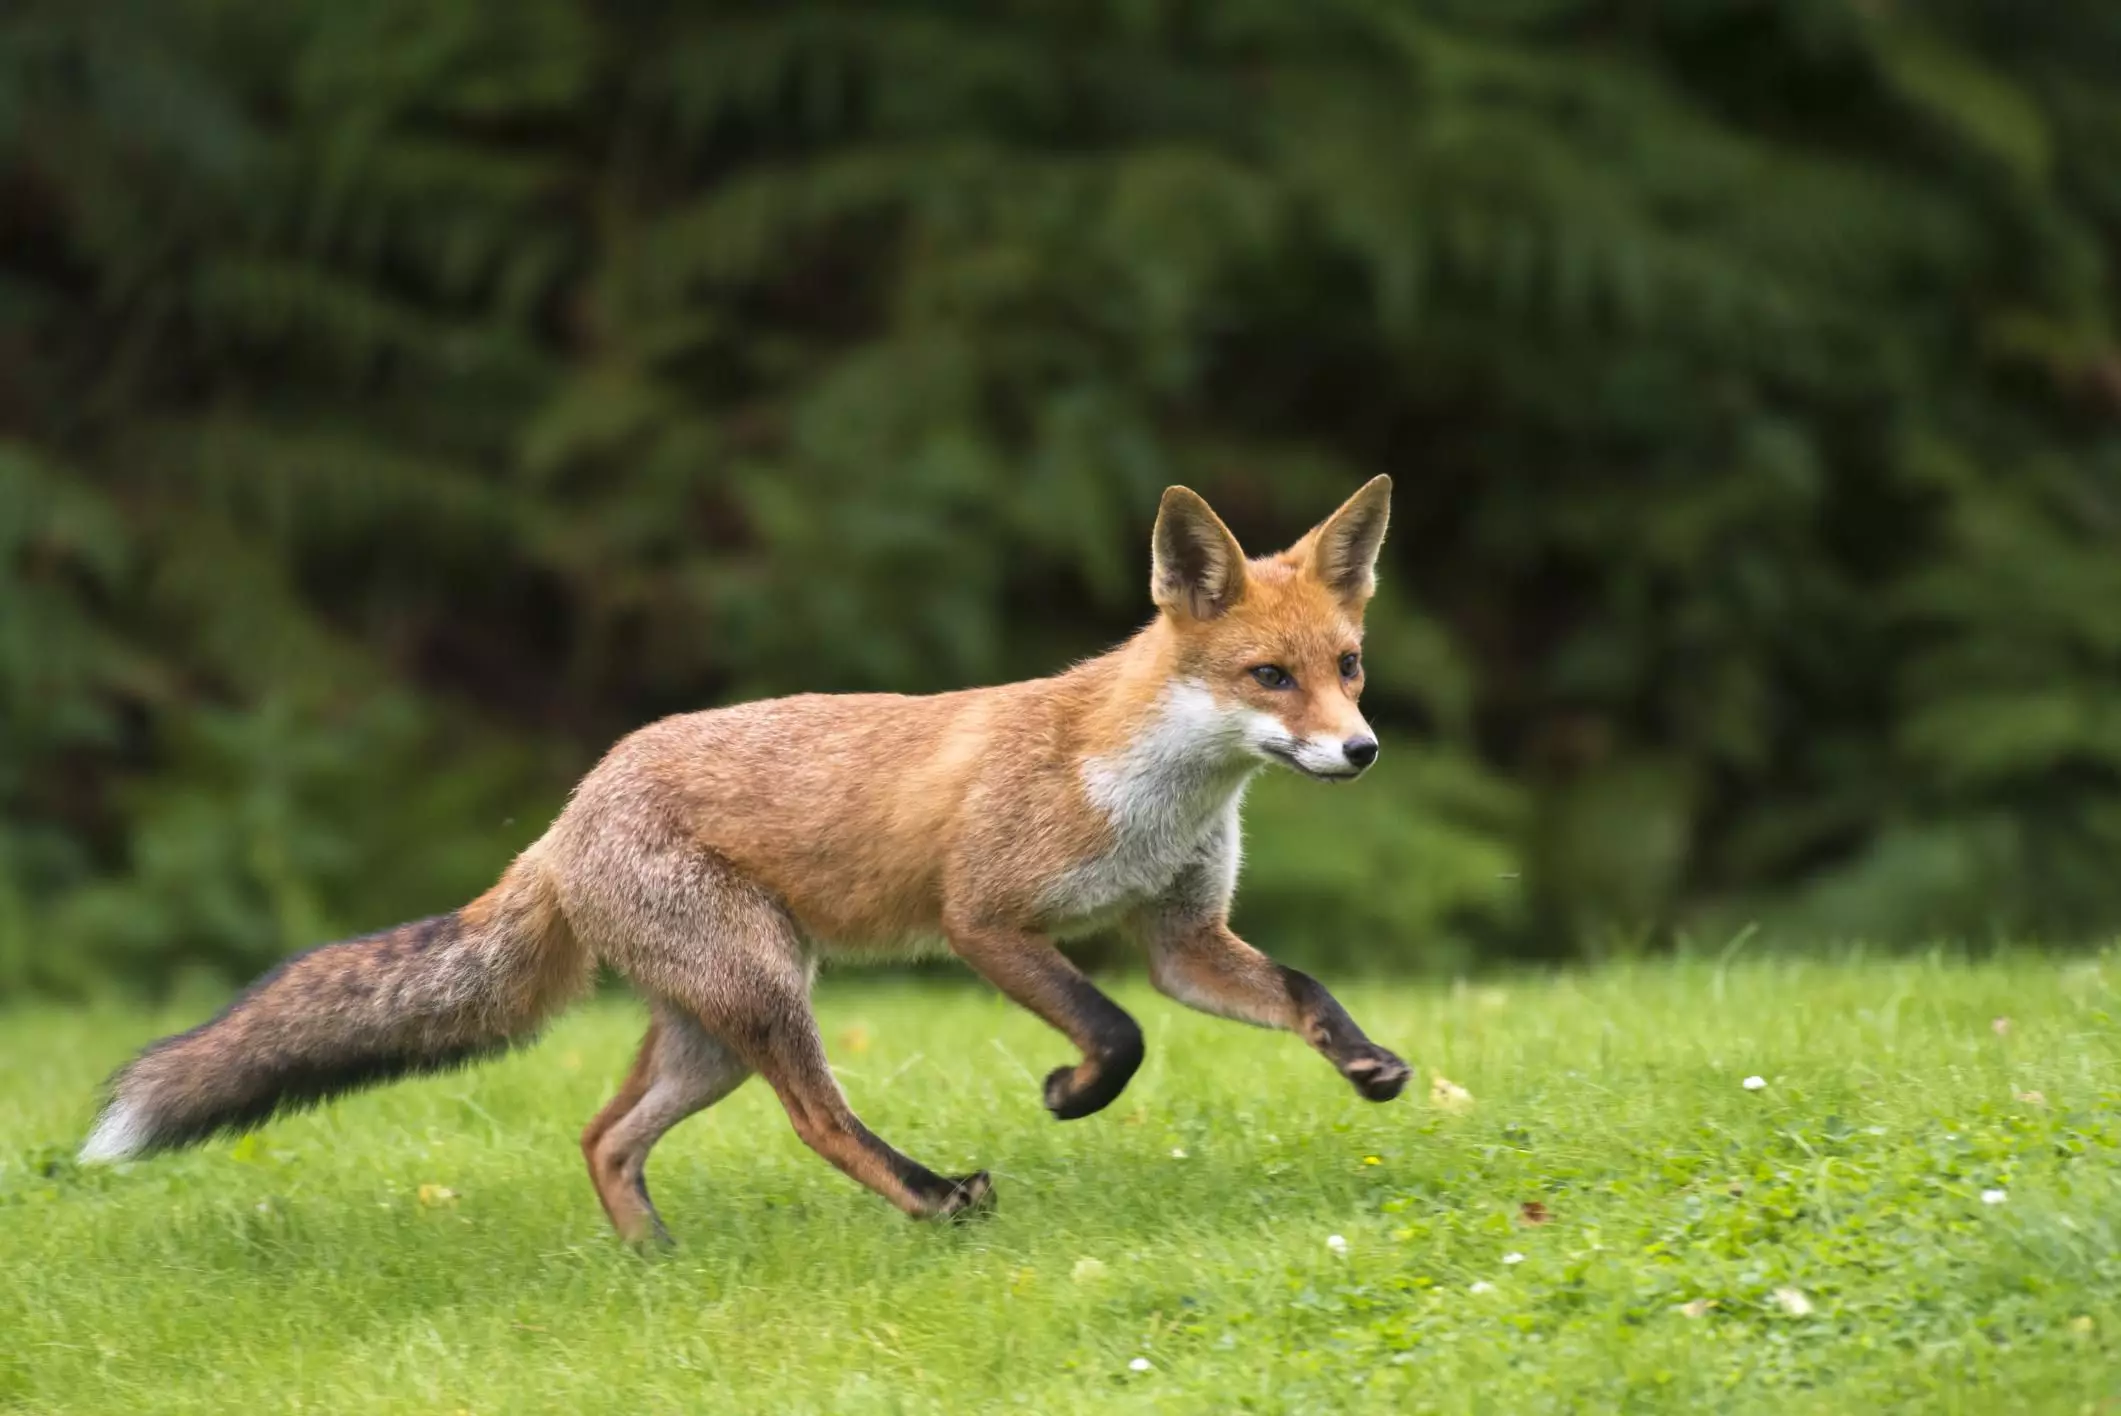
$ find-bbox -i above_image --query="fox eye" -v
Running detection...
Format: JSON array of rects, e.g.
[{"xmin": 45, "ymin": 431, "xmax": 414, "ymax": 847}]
[
  {"xmin": 1250, "ymin": 665, "xmax": 1295, "ymax": 690},
  {"xmin": 1339, "ymin": 651, "xmax": 1361, "ymax": 679}
]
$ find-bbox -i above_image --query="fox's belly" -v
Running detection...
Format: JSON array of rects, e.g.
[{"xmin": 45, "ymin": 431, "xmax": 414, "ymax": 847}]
[
  {"xmin": 800, "ymin": 928, "xmax": 955, "ymax": 962},
  {"xmin": 741, "ymin": 857, "xmax": 944, "ymax": 960}
]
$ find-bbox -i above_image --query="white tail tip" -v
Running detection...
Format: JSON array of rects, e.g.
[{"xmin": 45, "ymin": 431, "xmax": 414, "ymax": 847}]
[{"xmin": 79, "ymin": 1100, "xmax": 149, "ymax": 1164}]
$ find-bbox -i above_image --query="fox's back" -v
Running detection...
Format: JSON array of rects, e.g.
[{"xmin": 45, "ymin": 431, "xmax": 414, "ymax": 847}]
[{"xmin": 549, "ymin": 679, "xmax": 1109, "ymax": 951}]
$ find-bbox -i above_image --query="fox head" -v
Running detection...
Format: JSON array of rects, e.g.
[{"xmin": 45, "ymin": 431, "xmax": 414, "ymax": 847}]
[{"xmin": 1147, "ymin": 476, "xmax": 1392, "ymax": 781}]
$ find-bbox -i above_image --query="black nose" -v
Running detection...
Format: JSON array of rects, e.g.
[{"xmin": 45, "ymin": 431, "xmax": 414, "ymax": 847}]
[{"xmin": 1343, "ymin": 736, "xmax": 1379, "ymax": 769}]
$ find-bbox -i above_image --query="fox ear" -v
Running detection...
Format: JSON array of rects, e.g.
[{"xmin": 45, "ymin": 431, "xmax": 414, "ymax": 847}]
[
  {"xmin": 1304, "ymin": 475, "xmax": 1392, "ymax": 607},
  {"xmin": 1151, "ymin": 486, "xmax": 1248, "ymax": 620}
]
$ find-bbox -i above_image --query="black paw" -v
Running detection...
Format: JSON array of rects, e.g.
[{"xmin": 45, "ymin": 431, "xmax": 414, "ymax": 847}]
[
  {"xmin": 1343, "ymin": 1047, "xmax": 1411, "ymax": 1102},
  {"xmin": 936, "ymin": 1171, "xmax": 996, "ymax": 1222},
  {"xmin": 1043, "ymin": 1064, "xmax": 1091, "ymax": 1119},
  {"xmin": 1042, "ymin": 1028, "xmax": 1145, "ymax": 1120},
  {"xmin": 1043, "ymin": 1062, "xmax": 1132, "ymax": 1121}
]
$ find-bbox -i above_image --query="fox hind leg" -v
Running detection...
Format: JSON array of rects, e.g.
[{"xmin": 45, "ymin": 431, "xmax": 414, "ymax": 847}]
[
  {"xmin": 706, "ymin": 966, "xmax": 994, "ymax": 1222},
  {"xmin": 582, "ymin": 1005, "xmax": 751, "ymax": 1247},
  {"xmin": 607, "ymin": 862, "xmax": 992, "ymax": 1224}
]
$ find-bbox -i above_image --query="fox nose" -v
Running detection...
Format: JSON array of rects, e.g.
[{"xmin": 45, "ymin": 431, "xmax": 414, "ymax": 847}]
[{"xmin": 1342, "ymin": 736, "xmax": 1379, "ymax": 769}]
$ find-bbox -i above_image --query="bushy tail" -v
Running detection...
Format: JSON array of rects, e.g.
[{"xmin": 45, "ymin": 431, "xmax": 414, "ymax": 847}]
[{"xmin": 81, "ymin": 852, "xmax": 589, "ymax": 1163}]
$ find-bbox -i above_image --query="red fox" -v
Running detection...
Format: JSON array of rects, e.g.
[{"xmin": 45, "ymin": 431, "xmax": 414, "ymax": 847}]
[{"xmin": 82, "ymin": 478, "xmax": 1410, "ymax": 1242}]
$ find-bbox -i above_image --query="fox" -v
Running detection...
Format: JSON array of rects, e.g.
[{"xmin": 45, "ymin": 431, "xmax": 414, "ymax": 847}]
[{"xmin": 81, "ymin": 477, "xmax": 1411, "ymax": 1243}]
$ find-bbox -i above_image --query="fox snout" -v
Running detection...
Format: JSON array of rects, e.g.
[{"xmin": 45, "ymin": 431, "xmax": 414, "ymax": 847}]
[
  {"xmin": 1279, "ymin": 729, "xmax": 1378, "ymax": 780},
  {"xmin": 1244, "ymin": 712, "xmax": 1377, "ymax": 780}
]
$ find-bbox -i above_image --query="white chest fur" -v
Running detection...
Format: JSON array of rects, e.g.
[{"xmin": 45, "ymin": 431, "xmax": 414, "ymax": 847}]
[{"xmin": 1041, "ymin": 681, "xmax": 1259, "ymax": 935}]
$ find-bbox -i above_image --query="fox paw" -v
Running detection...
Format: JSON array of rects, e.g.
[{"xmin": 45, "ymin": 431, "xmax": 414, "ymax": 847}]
[
  {"xmin": 1342, "ymin": 1047, "xmax": 1411, "ymax": 1102},
  {"xmin": 1043, "ymin": 1064, "xmax": 1091, "ymax": 1118},
  {"xmin": 1043, "ymin": 1061, "xmax": 1133, "ymax": 1121},
  {"xmin": 935, "ymin": 1171, "xmax": 996, "ymax": 1222}
]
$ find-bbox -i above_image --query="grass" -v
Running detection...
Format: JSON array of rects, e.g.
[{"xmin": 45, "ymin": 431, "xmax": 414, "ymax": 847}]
[{"xmin": 4, "ymin": 952, "xmax": 2120, "ymax": 1413}]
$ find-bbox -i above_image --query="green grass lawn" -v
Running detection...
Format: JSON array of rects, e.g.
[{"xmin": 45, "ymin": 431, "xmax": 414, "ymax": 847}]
[{"xmin": 4, "ymin": 953, "xmax": 2120, "ymax": 1413}]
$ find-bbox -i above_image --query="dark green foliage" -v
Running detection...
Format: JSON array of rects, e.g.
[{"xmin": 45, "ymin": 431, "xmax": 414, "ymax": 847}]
[{"xmin": 3, "ymin": 0, "xmax": 2119, "ymax": 993}]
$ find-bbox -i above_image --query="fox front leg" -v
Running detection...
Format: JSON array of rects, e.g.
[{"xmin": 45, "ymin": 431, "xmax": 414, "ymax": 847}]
[
  {"xmin": 1143, "ymin": 916, "xmax": 1411, "ymax": 1102},
  {"xmin": 946, "ymin": 922, "xmax": 1146, "ymax": 1119}
]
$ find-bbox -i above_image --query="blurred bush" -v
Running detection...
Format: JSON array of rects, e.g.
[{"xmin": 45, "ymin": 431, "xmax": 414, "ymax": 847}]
[{"xmin": 4, "ymin": 0, "xmax": 2121, "ymax": 994}]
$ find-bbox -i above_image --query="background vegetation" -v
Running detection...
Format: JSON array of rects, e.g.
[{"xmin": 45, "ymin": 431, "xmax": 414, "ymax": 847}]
[{"xmin": 5, "ymin": 0, "xmax": 2121, "ymax": 996}]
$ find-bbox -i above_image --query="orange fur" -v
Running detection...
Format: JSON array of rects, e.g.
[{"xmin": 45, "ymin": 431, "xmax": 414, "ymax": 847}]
[{"xmin": 84, "ymin": 478, "xmax": 1410, "ymax": 1241}]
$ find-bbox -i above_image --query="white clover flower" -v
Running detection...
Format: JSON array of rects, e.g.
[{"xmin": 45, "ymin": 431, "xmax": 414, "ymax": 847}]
[
  {"xmin": 1326, "ymin": 1234, "xmax": 1349, "ymax": 1254},
  {"xmin": 1742, "ymin": 1076, "xmax": 1767, "ymax": 1091},
  {"xmin": 1502, "ymin": 1252, "xmax": 1525, "ymax": 1265},
  {"xmin": 1128, "ymin": 1358, "xmax": 1152, "ymax": 1373},
  {"xmin": 1470, "ymin": 1280, "xmax": 1496, "ymax": 1295},
  {"xmin": 1981, "ymin": 1189, "xmax": 2008, "ymax": 1206}
]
